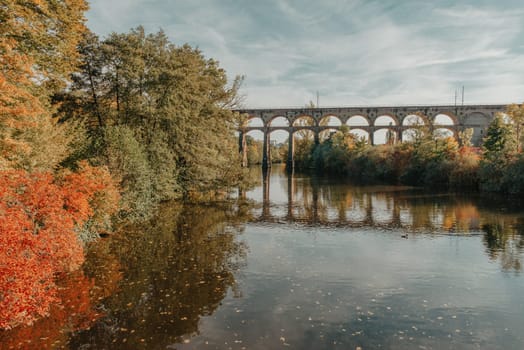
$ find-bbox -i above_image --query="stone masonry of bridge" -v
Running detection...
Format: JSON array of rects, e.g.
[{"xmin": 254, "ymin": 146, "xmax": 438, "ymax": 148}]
[{"xmin": 236, "ymin": 104, "xmax": 506, "ymax": 169}]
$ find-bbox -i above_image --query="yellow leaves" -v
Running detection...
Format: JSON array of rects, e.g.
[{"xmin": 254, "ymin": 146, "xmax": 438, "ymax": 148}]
[
  {"xmin": 0, "ymin": 0, "xmax": 90, "ymax": 170},
  {"xmin": 1, "ymin": 0, "xmax": 89, "ymax": 88}
]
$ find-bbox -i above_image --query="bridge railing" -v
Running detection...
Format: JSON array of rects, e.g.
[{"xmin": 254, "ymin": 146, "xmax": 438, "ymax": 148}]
[{"xmin": 234, "ymin": 102, "xmax": 510, "ymax": 111}]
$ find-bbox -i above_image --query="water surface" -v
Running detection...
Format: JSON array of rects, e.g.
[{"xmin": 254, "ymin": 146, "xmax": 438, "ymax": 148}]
[{"xmin": 2, "ymin": 166, "xmax": 524, "ymax": 349}]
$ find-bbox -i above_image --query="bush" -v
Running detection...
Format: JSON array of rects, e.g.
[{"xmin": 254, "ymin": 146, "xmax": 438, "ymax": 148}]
[
  {"xmin": 449, "ymin": 149, "xmax": 480, "ymax": 189},
  {"xmin": 0, "ymin": 166, "xmax": 118, "ymax": 329},
  {"xmin": 502, "ymin": 155, "xmax": 524, "ymax": 194},
  {"xmin": 102, "ymin": 126, "xmax": 157, "ymax": 221}
]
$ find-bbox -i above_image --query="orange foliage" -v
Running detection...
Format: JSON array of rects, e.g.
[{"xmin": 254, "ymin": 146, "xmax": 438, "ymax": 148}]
[
  {"xmin": 0, "ymin": 271, "xmax": 102, "ymax": 350},
  {"xmin": 0, "ymin": 241, "xmax": 124, "ymax": 349},
  {"xmin": 459, "ymin": 146, "xmax": 481, "ymax": 159},
  {"xmin": 59, "ymin": 161, "xmax": 121, "ymax": 231},
  {"xmin": 0, "ymin": 165, "xmax": 119, "ymax": 329}
]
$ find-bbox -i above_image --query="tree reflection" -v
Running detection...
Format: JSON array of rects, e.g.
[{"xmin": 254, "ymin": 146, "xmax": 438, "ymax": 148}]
[
  {"xmin": 483, "ymin": 222, "xmax": 524, "ymax": 272},
  {"xmin": 252, "ymin": 166, "xmax": 524, "ymax": 272},
  {"xmin": 68, "ymin": 202, "xmax": 249, "ymax": 349},
  {"xmin": 0, "ymin": 260, "xmax": 121, "ymax": 349}
]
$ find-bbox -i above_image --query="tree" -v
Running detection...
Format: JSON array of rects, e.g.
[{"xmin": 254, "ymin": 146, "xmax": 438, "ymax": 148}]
[
  {"xmin": 0, "ymin": 165, "xmax": 118, "ymax": 329},
  {"xmin": 505, "ymin": 103, "xmax": 524, "ymax": 152},
  {"xmin": 458, "ymin": 128, "xmax": 474, "ymax": 148},
  {"xmin": 71, "ymin": 28, "xmax": 245, "ymax": 200},
  {"xmin": 0, "ymin": 0, "xmax": 89, "ymax": 171},
  {"xmin": 479, "ymin": 114, "xmax": 517, "ymax": 192},
  {"xmin": 482, "ymin": 113, "xmax": 516, "ymax": 160},
  {"xmin": 1, "ymin": 0, "xmax": 88, "ymax": 92}
]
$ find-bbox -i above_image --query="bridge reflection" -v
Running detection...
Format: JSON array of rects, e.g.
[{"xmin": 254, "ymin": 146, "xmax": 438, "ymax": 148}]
[{"xmin": 242, "ymin": 166, "xmax": 523, "ymax": 234}]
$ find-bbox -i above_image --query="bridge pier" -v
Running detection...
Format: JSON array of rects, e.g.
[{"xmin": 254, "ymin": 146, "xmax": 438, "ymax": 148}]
[
  {"xmin": 287, "ymin": 130, "xmax": 294, "ymax": 171},
  {"xmin": 262, "ymin": 129, "xmax": 271, "ymax": 170},
  {"xmin": 287, "ymin": 169, "xmax": 295, "ymax": 220},
  {"xmin": 262, "ymin": 167, "xmax": 271, "ymax": 218}
]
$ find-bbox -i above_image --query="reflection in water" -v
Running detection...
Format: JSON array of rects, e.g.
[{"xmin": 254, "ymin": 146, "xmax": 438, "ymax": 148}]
[
  {"xmin": 255, "ymin": 166, "xmax": 480, "ymax": 230},
  {"xmin": 2, "ymin": 166, "xmax": 524, "ymax": 349},
  {"xmin": 249, "ymin": 166, "xmax": 524, "ymax": 273},
  {"xmin": 69, "ymin": 203, "xmax": 249, "ymax": 349},
  {"xmin": 483, "ymin": 223, "xmax": 524, "ymax": 271},
  {"xmin": 0, "ymin": 238, "xmax": 122, "ymax": 349}
]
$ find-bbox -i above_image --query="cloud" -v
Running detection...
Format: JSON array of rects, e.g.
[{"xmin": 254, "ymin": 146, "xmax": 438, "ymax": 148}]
[{"xmin": 85, "ymin": 0, "xmax": 524, "ymax": 107}]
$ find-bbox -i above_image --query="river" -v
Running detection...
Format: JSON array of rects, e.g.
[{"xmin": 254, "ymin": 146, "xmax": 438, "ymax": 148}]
[{"xmin": 2, "ymin": 165, "xmax": 524, "ymax": 349}]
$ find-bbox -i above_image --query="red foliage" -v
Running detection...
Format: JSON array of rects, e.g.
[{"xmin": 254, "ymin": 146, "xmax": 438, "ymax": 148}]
[
  {"xmin": 0, "ymin": 270, "xmax": 103, "ymax": 350},
  {"xmin": 60, "ymin": 161, "xmax": 120, "ymax": 232},
  {"xmin": 0, "ymin": 165, "xmax": 119, "ymax": 329}
]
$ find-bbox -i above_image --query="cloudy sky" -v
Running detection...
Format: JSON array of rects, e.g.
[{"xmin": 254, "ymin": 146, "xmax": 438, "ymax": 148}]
[{"xmin": 86, "ymin": 0, "xmax": 524, "ymax": 108}]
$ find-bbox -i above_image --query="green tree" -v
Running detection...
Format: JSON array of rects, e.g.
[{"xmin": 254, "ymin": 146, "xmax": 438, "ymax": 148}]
[
  {"xmin": 482, "ymin": 113, "xmax": 516, "ymax": 160},
  {"xmin": 506, "ymin": 103, "xmax": 524, "ymax": 152},
  {"xmin": 245, "ymin": 136, "xmax": 262, "ymax": 165},
  {"xmin": 70, "ymin": 27, "xmax": 245, "ymax": 201},
  {"xmin": 479, "ymin": 114, "xmax": 517, "ymax": 192}
]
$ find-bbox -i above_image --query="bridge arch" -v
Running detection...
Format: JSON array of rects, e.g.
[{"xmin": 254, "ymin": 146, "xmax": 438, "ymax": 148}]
[
  {"xmin": 374, "ymin": 114, "xmax": 399, "ymax": 126},
  {"xmin": 244, "ymin": 115, "xmax": 265, "ymax": 128},
  {"xmin": 374, "ymin": 127, "xmax": 398, "ymax": 145},
  {"xmin": 319, "ymin": 127, "xmax": 341, "ymax": 142},
  {"xmin": 319, "ymin": 114, "xmax": 343, "ymax": 126},
  {"xmin": 291, "ymin": 128, "xmax": 316, "ymax": 139},
  {"xmin": 347, "ymin": 115, "xmax": 370, "ymax": 126},
  {"xmin": 244, "ymin": 129, "xmax": 264, "ymax": 139},
  {"xmin": 464, "ymin": 111, "xmax": 490, "ymax": 145},
  {"xmin": 464, "ymin": 111, "xmax": 490, "ymax": 125},
  {"xmin": 402, "ymin": 128, "xmax": 426, "ymax": 142},
  {"xmin": 242, "ymin": 130, "xmax": 265, "ymax": 166},
  {"xmin": 292, "ymin": 115, "xmax": 316, "ymax": 127},
  {"xmin": 402, "ymin": 113, "xmax": 429, "ymax": 126},
  {"xmin": 349, "ymin": 128, "xmax": 370, "ymax": 142},
  {"xmin": 433, "ymin": 112, "xmax": 458, "ymax": 126},
  {"xmin": 433, "ymin": 127, "xmax": 456, "ymax": 139},
  {"xmin": 268, "ymin": 115, "xmax": 290, "ymax": 127}
]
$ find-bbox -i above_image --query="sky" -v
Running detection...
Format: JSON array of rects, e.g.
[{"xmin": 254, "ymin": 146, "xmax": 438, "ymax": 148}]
[{"xmin": 85, "ymin": 0, "xmax": 524, "ymax": 108}]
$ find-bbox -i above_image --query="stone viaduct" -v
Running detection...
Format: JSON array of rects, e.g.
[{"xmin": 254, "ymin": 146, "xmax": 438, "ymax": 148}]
[{"xmin": 236, "ymin": 104, "xmax": 506, "ymax": 169}]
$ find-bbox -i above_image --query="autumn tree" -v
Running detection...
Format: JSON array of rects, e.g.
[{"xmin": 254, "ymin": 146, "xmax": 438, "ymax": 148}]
[
  {"xmin": 0, "ymin": 0, "xmax": 89, "ymax": 171},
  {"xmin": 506, "ymin": 103, "xmax": 524, "ymax": 152},
  {"xmin": 0, "ymin": 165, "xmax": 119, "ymax": 329},
  {"xmin": 458, "ymin": 128, "xmax": 474, "ymax": 148},
  {"xmin": 292, "ymin": 101, "xmax": 322, "ymax": 169}
]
